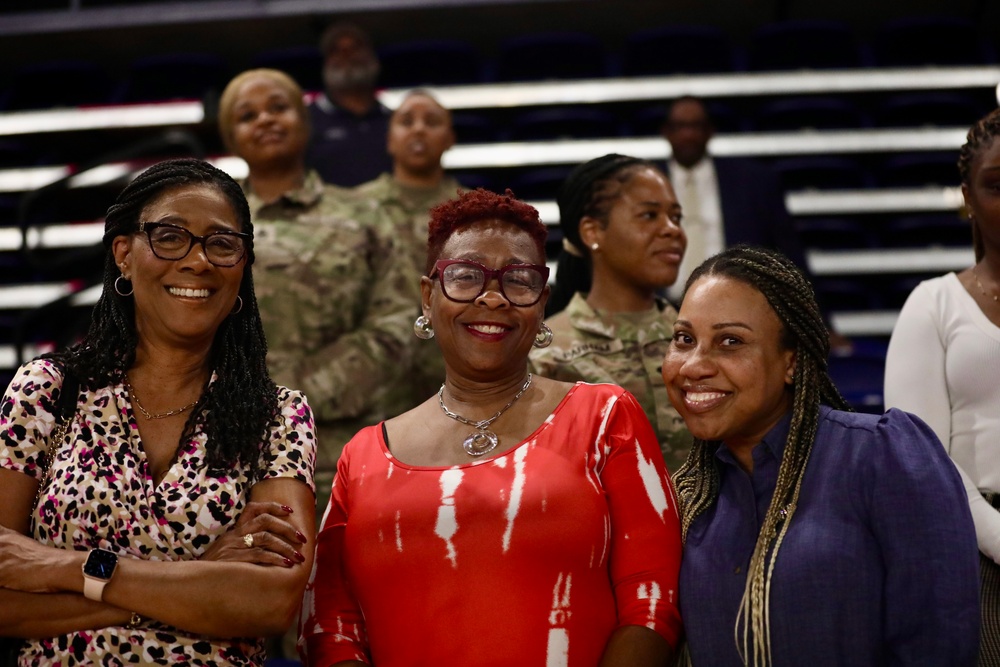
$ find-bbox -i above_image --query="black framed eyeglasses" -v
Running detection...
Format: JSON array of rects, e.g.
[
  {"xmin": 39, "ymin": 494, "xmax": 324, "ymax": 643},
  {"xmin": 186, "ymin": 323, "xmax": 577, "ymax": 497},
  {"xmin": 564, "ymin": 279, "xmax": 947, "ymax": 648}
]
[
  {"xmin": 431, "ymin": 259, "xmax": 549, "ymax": 307},
  {"xmin": 138, "ymin": 222, "xmax": 250, "ymax": 268}
]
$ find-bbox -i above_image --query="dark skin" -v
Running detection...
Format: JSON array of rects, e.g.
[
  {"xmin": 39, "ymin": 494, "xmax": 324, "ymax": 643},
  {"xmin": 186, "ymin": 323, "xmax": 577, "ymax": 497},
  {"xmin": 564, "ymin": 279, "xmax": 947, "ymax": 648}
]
[
  {"xmin": 959, "ymin": 136, "xmax": 1000, "ymax": 328},
  {"xmin": 368, "ymin": 219, "xmax": 674, "ymax": 666}
]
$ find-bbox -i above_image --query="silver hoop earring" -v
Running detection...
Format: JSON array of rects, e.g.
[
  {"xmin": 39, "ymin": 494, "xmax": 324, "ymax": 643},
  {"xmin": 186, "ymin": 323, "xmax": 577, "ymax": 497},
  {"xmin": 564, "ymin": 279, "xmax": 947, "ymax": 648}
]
[
  {"xmin": 413, "ymin": 315, "xmax": 435, "ymax": 340},
  {"xmin": 114, "ymin": 275, "xmax": 133, "ymax": 297},
  {"xmin": 230, "ymin": 296, "xmax": 243, "ymax": 315},
  {"xmin": 533, "ymin": 322, "xmax": 553, "ymax": 348}
]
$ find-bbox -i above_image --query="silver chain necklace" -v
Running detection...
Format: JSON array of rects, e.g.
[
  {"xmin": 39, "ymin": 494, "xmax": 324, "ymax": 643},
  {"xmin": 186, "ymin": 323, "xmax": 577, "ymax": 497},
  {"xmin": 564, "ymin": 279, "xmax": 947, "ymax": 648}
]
[{"xmin": 438, "ymin": 374, "xmax": 533, "ymax": 457}]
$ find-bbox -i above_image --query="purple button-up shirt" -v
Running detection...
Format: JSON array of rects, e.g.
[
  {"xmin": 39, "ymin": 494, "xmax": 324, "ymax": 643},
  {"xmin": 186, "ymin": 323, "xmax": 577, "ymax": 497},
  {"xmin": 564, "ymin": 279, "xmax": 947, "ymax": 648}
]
[{"xmin": 680, "ymin": 406, "xmax": 980, "ymax": 666}]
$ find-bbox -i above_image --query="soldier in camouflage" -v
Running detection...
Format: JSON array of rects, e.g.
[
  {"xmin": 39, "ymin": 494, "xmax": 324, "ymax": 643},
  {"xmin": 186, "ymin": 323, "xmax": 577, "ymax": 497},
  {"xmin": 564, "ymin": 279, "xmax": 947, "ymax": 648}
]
[
  {"xmin": 351, "ymin": 89, "xmax": 464, "ymax": 406},
  {"xmin": 530, "ymin": 293, "xmax": 690, "ymax": 472},
  {"xmin": 529, "ymin": 154, "xmax": 692, "ymax": 472},
  {"xmin": 220, "ymin": 69, "xmax": 417, "ymax": 483}
]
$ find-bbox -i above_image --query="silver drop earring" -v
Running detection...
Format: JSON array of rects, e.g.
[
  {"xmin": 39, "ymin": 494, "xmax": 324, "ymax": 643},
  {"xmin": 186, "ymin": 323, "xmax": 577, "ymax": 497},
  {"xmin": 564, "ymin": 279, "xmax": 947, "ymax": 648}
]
[
  {"xmin": 533, "ymin": 322, "xmax": 553, "ymax": 348},
  {"xmin": 413, "ymin": 315, "xmax": 435, "ymax": 339}
]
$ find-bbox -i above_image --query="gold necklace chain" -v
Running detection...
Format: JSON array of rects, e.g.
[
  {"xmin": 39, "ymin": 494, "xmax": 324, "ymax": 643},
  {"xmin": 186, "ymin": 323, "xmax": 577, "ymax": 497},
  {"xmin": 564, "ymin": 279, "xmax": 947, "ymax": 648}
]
[
  {"xmin": 973, "ymin": 265, "xmax": 999, "ymax": 304},
  {"xmin": 124, "ymin": 377, "xmax": 201, "ymax": 420}
]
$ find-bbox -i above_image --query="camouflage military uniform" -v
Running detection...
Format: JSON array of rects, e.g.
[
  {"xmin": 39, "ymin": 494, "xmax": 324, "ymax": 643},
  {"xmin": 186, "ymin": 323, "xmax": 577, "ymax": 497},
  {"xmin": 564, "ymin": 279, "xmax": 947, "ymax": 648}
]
[
  {"xmin": 529, "ymin": 292, "xmax": 692, "ymax": 473},
  {"xmin": 351, "ymin": 173, "xmax": 464, "ymax": 406},
  {"xmin": 247, "ymin": 171, "xmax": 417, "ymax": 477}
]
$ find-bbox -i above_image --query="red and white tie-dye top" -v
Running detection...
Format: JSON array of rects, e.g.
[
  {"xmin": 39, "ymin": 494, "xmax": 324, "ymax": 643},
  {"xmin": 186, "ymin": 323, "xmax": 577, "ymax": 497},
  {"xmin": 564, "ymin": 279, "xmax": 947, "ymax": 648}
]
[{"xmin": 300, "ymin": 382, "xmax": 682, "ymax": 666}]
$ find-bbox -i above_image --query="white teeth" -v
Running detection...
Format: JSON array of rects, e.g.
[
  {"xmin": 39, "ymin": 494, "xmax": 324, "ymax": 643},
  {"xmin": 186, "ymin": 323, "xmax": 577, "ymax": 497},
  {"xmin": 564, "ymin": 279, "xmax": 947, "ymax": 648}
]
[
  {"xmin": 469, "ymin": 324, "xmax": 505, "ymax": 334},
  {"xmin": 686, "ymin": 391, "xmax": 726, "ymax": 404},
  {"xmin": 169, "ymin": 287, "xmax": 210, "ymax": 298}
]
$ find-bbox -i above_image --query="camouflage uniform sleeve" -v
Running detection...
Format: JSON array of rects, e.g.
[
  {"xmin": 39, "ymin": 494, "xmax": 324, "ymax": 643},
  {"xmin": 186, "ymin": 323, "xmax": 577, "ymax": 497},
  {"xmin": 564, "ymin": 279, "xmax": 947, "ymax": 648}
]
[{"xmin": 268, "ymin": 221, "xmax": 419, "ymax": 425}]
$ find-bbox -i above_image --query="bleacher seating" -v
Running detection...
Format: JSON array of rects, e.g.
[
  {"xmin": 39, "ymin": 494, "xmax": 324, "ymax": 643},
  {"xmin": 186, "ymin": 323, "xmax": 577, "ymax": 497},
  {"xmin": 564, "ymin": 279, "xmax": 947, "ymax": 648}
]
[
  {"xmin": 378, "ymin": 39, "xmax": 485, "ymax": 87},
  {"xmin": 621, "ymin": 24, "xmax": 743, "ymax": 76},
  {"xmin": 495, "ymin": 31, "xmax": 609, "ymax": 81},
  {"xmin": 1, "ymin": 9, "xmax": 997, "ymax": 404},
  {"xmin": 747, "ymin": 20, "xmax": 869, "ymax": 71}
]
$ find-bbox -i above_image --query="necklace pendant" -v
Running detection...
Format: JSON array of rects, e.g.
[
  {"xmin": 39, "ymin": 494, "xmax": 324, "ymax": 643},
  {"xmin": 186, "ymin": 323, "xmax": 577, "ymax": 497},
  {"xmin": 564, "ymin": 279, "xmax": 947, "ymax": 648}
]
[{"xmin": 463, "ymin": 429, "xmax": 499, "ymax": 457}]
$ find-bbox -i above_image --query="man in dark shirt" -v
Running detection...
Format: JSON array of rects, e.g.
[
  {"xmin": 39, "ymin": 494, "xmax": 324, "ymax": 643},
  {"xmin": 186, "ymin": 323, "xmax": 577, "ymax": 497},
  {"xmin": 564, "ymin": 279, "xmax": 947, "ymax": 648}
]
[{"xmin": 306, "ymin": 21, "xmax": 393, "ymax": 187}]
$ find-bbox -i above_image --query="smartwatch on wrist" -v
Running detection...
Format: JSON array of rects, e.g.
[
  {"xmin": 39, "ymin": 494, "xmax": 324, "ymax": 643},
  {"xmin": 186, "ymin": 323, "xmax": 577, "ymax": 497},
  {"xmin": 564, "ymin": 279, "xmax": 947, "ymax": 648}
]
[{"xmin": 82, "ymin": 548, "xmax": 119, "ymax": 602}]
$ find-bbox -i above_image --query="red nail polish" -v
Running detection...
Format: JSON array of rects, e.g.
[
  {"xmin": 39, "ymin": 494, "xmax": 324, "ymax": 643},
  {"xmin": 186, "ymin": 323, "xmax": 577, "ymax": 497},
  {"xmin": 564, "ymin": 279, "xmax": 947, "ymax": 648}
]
[
  {"xmin": 283, "ymin": 557, "xmax": 293, "ymax": 566},
  {"xmin": 296, "ymin": 530, "xmax": 307, "ymax": 543},
  {"xmin": 281, "ymin": 505, "xmax": 293, "ymax": 513}
]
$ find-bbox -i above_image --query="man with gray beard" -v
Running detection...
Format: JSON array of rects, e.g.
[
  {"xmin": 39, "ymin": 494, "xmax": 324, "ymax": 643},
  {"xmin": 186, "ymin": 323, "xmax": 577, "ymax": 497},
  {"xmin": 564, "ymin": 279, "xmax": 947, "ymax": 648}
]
[{"xmin": 305, "ymin": 21, "xmax": 393, "ymax": 187}]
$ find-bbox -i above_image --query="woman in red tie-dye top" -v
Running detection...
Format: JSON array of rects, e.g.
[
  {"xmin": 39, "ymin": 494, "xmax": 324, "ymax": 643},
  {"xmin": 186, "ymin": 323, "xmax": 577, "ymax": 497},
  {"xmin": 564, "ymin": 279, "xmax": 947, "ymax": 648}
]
[{"xmin": 299, "ymin": 188, "xmax": 682, "ymax": 666}]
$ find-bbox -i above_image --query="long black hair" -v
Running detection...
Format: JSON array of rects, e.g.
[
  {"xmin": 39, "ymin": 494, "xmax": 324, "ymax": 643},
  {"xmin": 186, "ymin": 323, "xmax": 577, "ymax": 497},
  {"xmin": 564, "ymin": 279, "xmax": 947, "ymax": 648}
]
[{"xmin": 45, "ymin": 158, "xmax": 278, "ymax": 479}]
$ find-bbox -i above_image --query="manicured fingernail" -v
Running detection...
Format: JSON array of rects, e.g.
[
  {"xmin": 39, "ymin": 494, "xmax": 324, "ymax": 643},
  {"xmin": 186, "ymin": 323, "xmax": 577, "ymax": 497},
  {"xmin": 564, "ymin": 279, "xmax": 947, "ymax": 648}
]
[
  {"xmin": 294, "ymin": 551, "xmax": 304, "ymax": 562},
  {"xmin": 283, "ymin": 557, "xmax": 293, "ymax": 567},
  {"xmin": 281, "ymin": 505, "xmax": 293, "ymax": 513},
  {"xmin": 296, "ymin": 531, "xmax": 307, "ymax": 543}
]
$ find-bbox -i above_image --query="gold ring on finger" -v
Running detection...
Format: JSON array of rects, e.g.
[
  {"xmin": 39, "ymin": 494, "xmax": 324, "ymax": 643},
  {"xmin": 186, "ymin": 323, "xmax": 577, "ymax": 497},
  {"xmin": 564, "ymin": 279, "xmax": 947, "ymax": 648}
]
[{"xmin": 243, "ymin": 533, "xmax": 254, "ymax": 549}]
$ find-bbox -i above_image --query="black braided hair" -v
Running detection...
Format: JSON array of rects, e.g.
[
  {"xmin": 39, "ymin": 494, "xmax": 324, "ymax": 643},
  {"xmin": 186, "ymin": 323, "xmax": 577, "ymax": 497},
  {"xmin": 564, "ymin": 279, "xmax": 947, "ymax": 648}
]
[
  {"xmin": 957, "ymin": 107, "xmax": 1000, "ymax": 263},
  {"xmin": 671, "ymin": 244, "xmax": 851, "ymax": 666},
  {"xmin": 45, "ymin": 158, "xmax": 278, "ymax": 480},
  {"xmin": 547, "ymin": 153, "xmax": 659, "ymax": 317}
]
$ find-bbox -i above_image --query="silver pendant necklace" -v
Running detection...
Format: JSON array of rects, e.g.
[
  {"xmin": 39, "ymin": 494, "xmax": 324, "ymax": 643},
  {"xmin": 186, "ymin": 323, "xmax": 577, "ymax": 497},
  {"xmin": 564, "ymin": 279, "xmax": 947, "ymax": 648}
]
[{"xmin": 438, "ymin": 374, "xmax": 533, "ymax": 457}]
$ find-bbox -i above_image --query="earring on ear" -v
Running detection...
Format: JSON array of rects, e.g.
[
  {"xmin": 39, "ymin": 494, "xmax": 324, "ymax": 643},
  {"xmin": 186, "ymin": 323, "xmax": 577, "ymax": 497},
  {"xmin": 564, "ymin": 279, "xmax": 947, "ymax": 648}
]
[
  {"xmin": 533, "ymin": 322, "xmax": 554, "ymax": 348},
  {"xmin": 590, "ymin": 243, "xmax": 599, "ymax": 251},
  {"xmin": 413, "ymin": 315, "xmax": 435, "ymax": 340},
  {"xmin": 114, "ymin": 275, "xmax": 134, "ymax": 297}
]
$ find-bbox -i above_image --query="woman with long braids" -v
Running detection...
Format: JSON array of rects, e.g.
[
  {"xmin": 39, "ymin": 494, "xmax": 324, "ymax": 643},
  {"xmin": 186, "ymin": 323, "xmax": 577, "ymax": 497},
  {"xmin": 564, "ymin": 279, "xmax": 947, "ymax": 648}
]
[
  {"xmin": 0, "ymin": 158, "xmax": 316, "ymax": 665},
  {"xmin": 663, "ymin": 245, "xmax": 979, "ymax": 666},
  {"xmin": 885, "ymin": 107, "xmax": 1000, "ymax": 664},
  {"xmin": 531, "ymin": 153, "xmax": 691, "ymax": 472}
]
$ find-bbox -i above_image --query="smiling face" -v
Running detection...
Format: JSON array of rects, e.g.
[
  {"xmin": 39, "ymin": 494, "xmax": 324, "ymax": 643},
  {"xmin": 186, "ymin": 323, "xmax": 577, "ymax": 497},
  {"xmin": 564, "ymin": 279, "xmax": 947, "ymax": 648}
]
[
  {"xmin": 388, "ymin": 93, "xmax": 455, "ymax": 178},
  {"xmin": 112, "ymin": 183, "xmax": 246, "ymax": 351},
  {"xmin": 582, "ymin": 166, "xmax": 686, "ymax": 299},
  {"xmin": 227, "ymin": 73, "xmax": 309, "ymax": 170},
  {"xmin": 421, "ymin": 219, "xmax": 548, "ymax": 383},
  {"xmin": 661, "ymin": 275, "xmax": 796, "ymax": 457}
]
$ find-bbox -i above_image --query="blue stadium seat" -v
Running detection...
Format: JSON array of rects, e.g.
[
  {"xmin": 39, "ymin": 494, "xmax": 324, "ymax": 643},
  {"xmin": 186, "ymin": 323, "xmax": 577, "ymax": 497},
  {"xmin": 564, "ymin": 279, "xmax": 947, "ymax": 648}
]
[
  {"xmin": 874, "ymin": 91, "xmax": 987, "ymax": 128},
  {"xmin": 795, "ymin": 217, "xmax": 876, "ymax": 250},
  {"xmin": 496, "ymin": 32, "xmax": 609, "ymax": 82},
  {"xmin": 874, "ymin": 16, "xmax": 996, "ymax": 66},
  {"xmin": 748, "ymin": 20, "xmax": 869, "ymax": 71},
  {"xmin": 622, "ymin": 24, "xmax": 743, "ymax": 75},
  {"xmin": 827, "ymin": 353, "xmax": 886, "ymax": 413},
  {"xmin": 506, "ymin": 106, "xmax": 622, "ymax": 142},
  {"xmin": 4, "ymin": 60, "xmax": 115, "ymax": 111},
  {"xmin": 875, "ymin": 152, "xmax": 960, "ymax": 188},
  {"xmin": 451, "ymin": 112, "xmax": 498, "ymax": 144},
  {"xmin": 813, "ymin": 278, "xmax": 880, "ymax": 312},
  {"xmin": 114, "ymin": 53, "xmax": 230, "ymax": 104},
  {"xmin": 770, "ymin": 156, "xmax": 871, "ymax": 191},
  {"xmin": 378, "ymin": 39, "xmax": 484, "ymax": 87},
  {"xmin": 250, "ymin": 45, "xmax": 323, "ymax": 93},
  {"xmin": 752, "ymin": 96, "xmax": 869, "ymax": 132},
  {"xmin": 881, "ymin": 213, "xmax": 972, "ymax": 248},
  {"xmin": 509, "ymin": 166, "xmax": 576, "ymax": 201}
]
